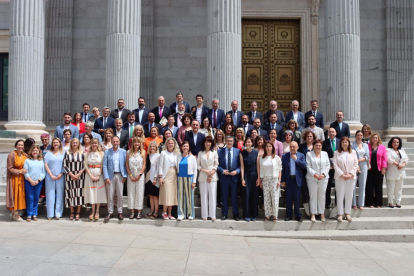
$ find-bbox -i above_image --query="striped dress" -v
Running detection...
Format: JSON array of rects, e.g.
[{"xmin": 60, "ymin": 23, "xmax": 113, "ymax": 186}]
[{"xmin": 63, "ymin": 152, "xmax": 85, "ymax": 207}]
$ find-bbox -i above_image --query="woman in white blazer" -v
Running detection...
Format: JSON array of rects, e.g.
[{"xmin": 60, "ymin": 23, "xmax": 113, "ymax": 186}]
[
  {"xmin": 351, "ymin": 131, "xmax": 370, "ymax": 210},
  {"xmin": 306, "ymin": 139, "xmax": 330, "ymax": 222},
  {"xmin": 333, "ymin": 137, "xmax": 359, "ymax": 222},
  {"xmin": 176, "ymin": 141, "xmax": 198, "ymax": 220},
  {"xmin": 158, "ymin": 137, "xmax": 180, "ymax": 220},
  {"xmin": 197, "ymin": 136, "xmax": 219, "ymax": 221},
  {"xmin": 386, "ymin": 137, "xmax": 409, "ymax": 208}
]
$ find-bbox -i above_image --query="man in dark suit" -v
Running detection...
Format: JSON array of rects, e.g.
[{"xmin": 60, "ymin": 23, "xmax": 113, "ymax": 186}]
[
  {"xmin": 192, "ymin": 94, "xmax": 209, "ymax": 124},
  {"xmin": 330, "ymin": 111, "xmax": 350, "ymax": 139},
  {"xmin": 263, "ymin": 112, "xmax": 283, "ymax": 142},
  {"xmin": 143, "ymin": 112, "xmax": 162, "ymax": 138},
  {"xmin": 304, "ymin": 100, "xmax": 324, "ymax": 129},
  {"xmin": 205, "ymin": 99, "xmax": 225, "ymax": 130},
  {"xmin": 151, "ymin": 96, "xmax": 171, "ymax": 127},
  {"xmin": 285, "ymin": 100, "xmax": 306, "ymax": 131},
  {"xmin": 226, "ymin": 100, "xmax": 244, "ymax": 128},
  {"xmin": 162, "ymin": 115, "xmax": 179, "ymax": 139},
  {"xmin": 80, "ymin": 103, "xmax": 94, "ymax": 123},
  {"xmin": 281, "ymin": 141, "xmax": 306, "ymax": 222},
  {"xmin": 94, "ymin": 107, "xmax": 115, "ymax": 137},
  {"xmin": 169, "ymin": 93, "xmax": 191, "ymax": 114},
  {"xmin": 114, "ymin": 118, "xmax": 129, "ymax": 150},
  {"xmin": 246, "ymin": 101, "xmax": 263, "ymax": 125},
  {"xmin": 264, "ymin": 100, "xmax": 285, "ymax": 125},
  {"xmin": 239, "ymin": 114, "xmax": 254, "ymax": 137},
  {"xmin": 185, "ymin": 120, "xmax": 205, "ymax": 157},
  {"xmin": 133, "ymin": 97, "xmax": 150, "ymax": 125},
  {"xmin": 110, "ymin": 99, "xmax": 131, "ymax": 124},
  {"xmin": 122, "ymin": 112, "xmax": 140, "ymax": 138},
  {"xmin": 322, "ymin": 127, "xmax": 340, "ymax": 208},
  {"xmin": 217, "ymin": 135, "xmax": 241, "ymax": 221},
  {"xmin": 247, "ymin": 118, "xmax": 269, "ymax": 141}
]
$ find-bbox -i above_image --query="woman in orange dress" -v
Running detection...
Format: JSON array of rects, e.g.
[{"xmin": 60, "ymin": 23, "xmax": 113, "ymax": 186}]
[
  {"xmin": 144, "ymin": 126, "xmax": 163, "ymax": 153},
  {"xmin": 6, "ymin": 139, "xmax": 27, "ymax": 221}
]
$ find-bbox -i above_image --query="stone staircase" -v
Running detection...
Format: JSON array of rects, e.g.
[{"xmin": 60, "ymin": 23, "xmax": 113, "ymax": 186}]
[{"xmin": 1, "ymin": 142, "xmax": 414, "ymax": 241}]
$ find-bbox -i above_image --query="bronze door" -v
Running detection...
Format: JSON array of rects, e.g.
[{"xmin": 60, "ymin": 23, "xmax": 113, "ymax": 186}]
[{"xmin": 241, "ymin": 20, "xmax": 301, "ymax": 114}]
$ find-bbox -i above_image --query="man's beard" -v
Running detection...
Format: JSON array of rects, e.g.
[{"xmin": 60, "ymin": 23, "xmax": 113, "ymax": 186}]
[
  {"xmin": 178, "ymin": 110, "xmax": 185, "ymax": 115},
  {"xmin": 139, "ymin": 104, "xmax": 145, "ymax": 108}
]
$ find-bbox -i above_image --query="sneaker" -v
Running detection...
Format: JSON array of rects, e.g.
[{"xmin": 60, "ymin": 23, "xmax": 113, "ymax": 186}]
[
  {"xmin": 168, "ymin": 214, "xmax": 176, "ymax": 220},
  {"xmin": 245, "ymin": 218, "xmax": 251, "ymax": 222},
  {"xmin": 251, "ymin": 218, "xmax": 257, "ymax": 222},
  {"xmin": 177, "ymin": 215, "xmax": 184, "ymax": 221},
  {"xmin": 162, "ymin": 213, "xmax": 168, "ymax": 220},
  {"xmin": 188, "ymin": 216, "xmax": 194, "ymax": 220}
]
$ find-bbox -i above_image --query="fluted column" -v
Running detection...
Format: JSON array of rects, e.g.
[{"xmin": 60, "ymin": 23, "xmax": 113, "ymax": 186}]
[
  {"xmin": 140, "ymin": 0, "xmax": 153, "ymax": 108},
  {"xmin": 207, "ymin": 0, "xmax": 241, "ymax": 111},
  {"xmin": 106, "ymin": 0, "xmax": 141, "ymax": 110},
  {"xmin": 386, "ymin": 0, "xmax": 414, "ymax": 139},
  {"xmin": 5, "ymin": 0, "xmax": 47, "ymax": 138},
  {"xmin": 326, "ymin": 0, "xmax": 361, "ymax": 126}
]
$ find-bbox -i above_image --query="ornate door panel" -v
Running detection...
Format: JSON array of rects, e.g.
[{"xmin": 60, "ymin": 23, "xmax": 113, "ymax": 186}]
[{"xmin": 242, "ymin": 20, "xmax": 300, "ymax": 114}]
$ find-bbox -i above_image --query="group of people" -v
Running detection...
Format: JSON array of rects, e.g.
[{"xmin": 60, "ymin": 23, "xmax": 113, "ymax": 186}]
[{"xmin": 6, "ymin": 94, "xmax": 409, "ymax": 223}]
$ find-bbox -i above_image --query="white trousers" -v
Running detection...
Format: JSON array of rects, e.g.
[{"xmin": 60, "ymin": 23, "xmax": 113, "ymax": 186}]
[
  {"xmin": 335, "ymin": 179, "xmax": 356, "ymax": 215},
  {"xmin": 199, "ymin": 181, "xmax": 217, "ymax": 219},
  {"xmin": 127, "ymin": 176, "xmax": 145, "ymax": 210},
  {"xmin": 387, "ymin": 179, "xmax": 404, "ymax": 205},
  {"xmin": 307, "ymin": 178, "xmax": 328, "ymax": 215},
  {"xmin": 106, "ymin": 173, "xmax": 124, "ymax": 214}
]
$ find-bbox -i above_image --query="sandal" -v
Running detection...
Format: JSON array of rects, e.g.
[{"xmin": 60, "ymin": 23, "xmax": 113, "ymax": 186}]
[
  {"xmin": 136, "ymin": 212, "xmax": 142, "ymax": 220},
  {"xmin": 151, "ymin": 213, "xmax": 159, "ymax": 219},
  {"xmin": 70, "ymin": 213, "xmax": 74, "ymax": 220},
  {"xmin": 32, "ymin": 216, "xmax": 38, "ymax": 221},
  {"xmin": 89, "ymin": 213, "xmax": 95, "ymax": 220},
  {"xmin": 272, "ymin": 218, "xmax": 277, "ymax": 222},
  {"xmin": 264, "ymin": 217, "xmax": 270, "ymax": 222},
  {"xmin": 26, "ymin": 216, "xmax": 32, "ymax": 222},
  {"xmin": 75, "ymin": 213, "xmax": 80, "ymax": 220},
  {"xmin": 145, "ymin": 212, "xmax": 154, "ymax": 218},
  {"xmin": 94, "ymin": 213, "xmax": 100, "ymax": 220},
  {"xmin": 130, "ymin": 212, "xmax": 135, "ymax": 219}
]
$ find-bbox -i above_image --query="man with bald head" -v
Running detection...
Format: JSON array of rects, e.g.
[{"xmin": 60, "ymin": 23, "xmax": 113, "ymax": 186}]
[
  {"xmin": 151, "ymin": 96, "xmax": 171, "ymax": 127},
  {"xmin": 264, "ymin": 100, "xmax": 285, "ymax": 125},
  {"xmin": 226, "ymin": 100, "xmax": 244, "ymax": 127},
  {"xmin": 285, "ymin": 100, "xmax": 305, "ymax": 131},
  {"xmin": 281, "ymin": 141, "xmax": 306, "ymax": 222}
]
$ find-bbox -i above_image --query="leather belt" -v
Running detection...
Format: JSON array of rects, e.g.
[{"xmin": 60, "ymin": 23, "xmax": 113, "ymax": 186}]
[{"xmin": 88, "ymin": 165, "xmax": 101, "ymax": 168}]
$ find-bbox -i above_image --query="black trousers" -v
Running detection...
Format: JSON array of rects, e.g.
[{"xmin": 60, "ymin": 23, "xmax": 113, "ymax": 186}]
[
  {"xmin": 365, "ymin": 169, "xmax": 383, "ymax": 207},
  {"xmin": 325, "ymin": 169, "xmax": 336, "ymax": 207},
  {"xmin": 242, "ymin": 171, "xmax": 259, "ymax": 219}
]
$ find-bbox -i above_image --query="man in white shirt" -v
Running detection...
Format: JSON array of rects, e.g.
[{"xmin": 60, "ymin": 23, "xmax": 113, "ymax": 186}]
[
  {"xmin": 184, "ymin": 120, "xmax": 205, "ymax": 157},
  {"xmin": 162, "ymin": 114, "xmax": 179, "ymax": 139},
  {"xmin": 285, "ymin": 100, "xmax": 305, "ymax": 131},
  {"xmin": 192, "ymin": 94, "xmax": 209, "ymax": 123},
  {"xmin": 301, "ymin": 115, "xmax": 325, "ymax": 143},
  {"xmin": 133, "ymin": 97, "xmax": 150, "ymax": 125},
  {"xmin": 54, "ymin": 112, "xmax": 79, "ymax": 140},
  {"xmin": 169, "ymin": 93, "xmax": 191, "ymax": 114}
]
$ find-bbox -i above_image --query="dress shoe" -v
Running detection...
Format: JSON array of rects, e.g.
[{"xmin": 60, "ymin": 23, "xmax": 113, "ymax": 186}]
[
  {"xmin": 234, "ymin": 215, "xmax": 240, "ymax": 221},
  {"xmin": 245, "ymin": 218, "xmax": 250, "ymax": 222},
  {"xmin": 118, "ymin": 214, "xmax": 124, "ymax": 220},
  {"xmin": 105, "ymin": 214, "xmax": 113, "ymax": 220},
  {"xmin": 284, "ymin": 217, "xmax": 292, "ymax": 221},
  {"xmin": 295, "ymin": 217, "xmax": 303, "ymax": 222},
  {"xmin": 221, "ymin": 215, "xmax": 227, "ymax": 220}
]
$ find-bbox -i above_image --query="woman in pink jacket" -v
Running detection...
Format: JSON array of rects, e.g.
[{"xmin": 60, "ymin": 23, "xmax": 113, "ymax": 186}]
[
  {"xmin": 366, "ymin": 133, "xmax": 387, "ymax": 208},
  {"xmin": 268, "ymin": 129, "xmax": 283, "ymax": 158}
]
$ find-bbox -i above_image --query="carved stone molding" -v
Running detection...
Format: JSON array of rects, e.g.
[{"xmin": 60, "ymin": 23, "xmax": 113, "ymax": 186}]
[{"xmin": 311, "ymin": 0, "xmax": 320, "ymax": 25}]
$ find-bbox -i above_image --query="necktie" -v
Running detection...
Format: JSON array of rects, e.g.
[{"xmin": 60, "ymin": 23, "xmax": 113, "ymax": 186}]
[
  {"xmin": 130, "ymin": 124, "xmax": 133, "ymax": 137},
  {"xmin": 313, "ymin": 111, "xmax": 315, "ymax": 116},
  {"xmin": 252, "ymin": 112, "xmax": 255, "ymax": 120},
  {"xmin": 227, "ymin": 149, "xmax": 232, "ymax": 171},
  {"xmin": 332, "ymin": 139, "xmax": 336, "ymax": 151},
  {"xmin": 84, "ymin": 113, "xmax": 87, "ymax": 122},
  {"xmin": 272, "ymin": 124, "xmax": 275, "ymax": 129},
  {"xmin": 103, "ymin": 117, "xmax": 106, "ymax": 127},
  {"xmin": 213, "ymin": 110, "xmax": 217, "ymax": 128},
  {"xmin": 233, "ymin": 112, "xmax": 237, "ymax": 124},
  {"xmin": 159, "ymin": 107, "xmax": 163, "ymax": 119}
]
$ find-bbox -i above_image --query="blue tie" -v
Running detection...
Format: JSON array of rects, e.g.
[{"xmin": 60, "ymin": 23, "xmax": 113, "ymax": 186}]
[{"xmin": 227, "ymin": 150, "xmax": 232, "ymax": 171}]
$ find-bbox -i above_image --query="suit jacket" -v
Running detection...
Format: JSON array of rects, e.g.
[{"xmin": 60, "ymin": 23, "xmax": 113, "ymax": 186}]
[
  {"xmin": 351, "ymin": 141, "xmax": 370, "ymax": 164},
  {"xmin": 122, "ymin": 122, "xmax": 140, "ymax": 134},
  {"xmin": 192, "ymin": 105, "xmax": 209, "ymax": 122},
  {"xmin": 386, "ymin": 148, "xmax": 409, "ymax": 180},
  {"xmin": 239, "ymin": 124, "xmax": 254, "ymax": 137},
  {"xmin": 143, "ymin": 122, "xmax": 162, "ymax": 138},
  {"xmin": 264, "ymin": 110, "xmax": 285, "ymax": 125},
  {"xmin": 305, "ymin": 110, "xmax": 324, "ymax": 129},
  {"xmin": 333, "ymin": 150, "xmax": 359, "ymax": 180},
  {"xmin": 93, "ymin": 116, "xmax": 115, "ymax": 136},
  {"xmin": 114, "ymin": 129, "xmax": 129, "ymax": 150},
  {"xmin": 368, "ymin": 144, "xmax": 388, "ymax": 171},
  {"xmin": 151, "ymin": 105, "xmax": 172, "ymax": 124},
  {"xmin": 247, "ymin": 128, "xmax": 269, "ymax": 141},
  {"xmin": 217, "ymin": 147, "xmax": 241, "ymax": 183},
  {"xmin": 110, "ymin": 108, "xmax": 131, "ymax": 124},
  {"xmin": 103, "ymin": 148, "xmax": 127, "ymax": 180},
  {"xmin": 169, "ymin": 101, "xmax": 191, "ymax": 114},
  {"xmin": 158, "ymin": 151, "xmax": 179, "ymax": 179},
  {"xmin": 55, "ymin": 124, "xmax": 79, "ymax": 140},
  {"xmin": 162, "ymin": 126, "xmax": 179, "ymax": 139},
  {"xmin": 80, "ymin": 112, "xmax": 94, "ymax": 123},
  {"xmin": 305, "ymin": 151, "xmax": 331, "ymax": 180},
  {"xmin": 184, "ymin": 131, "xmax": 205, "ymax": 156},
  {"xmin": 323, "ymin": 137, "xmax": 340, "ymax": 167},
  {"xmin": 205, "ymin": 108, "xmax": 226, "ymax": 129},
  {"xmin": 298, "ymin": 143, "xmax": 312, "ymax": 158},
  {"xmin": 281, "ymin": 151, "xmax": 306, "ymax": 187},
  {"xmin": 263, "ymin": 123, "xmax": 284, "ymax": 142},
  {"xmin": 226, "ymin": 110, "xmax": 244, "ymax": 129},
  {"xmin": 197, "ymin": 150, "xmax": 219, "ymax": 182},
  {"xmin": 330, "ymin": 121, "xmax": 350, "ymax": 139},
  {"xmin": 285, "ymin": 111, "xmax": 306, "ymax": 131},
  {"xmin": 246, "ymin": 111, "xmax": 263, "ymax": 125},
  {"xmin": 300, "ymin": 126, "xmax": 325, "ymax": 143},
  {"xmin": 133, "ymin": 107, "xmax": 151, "ymax": 125}
]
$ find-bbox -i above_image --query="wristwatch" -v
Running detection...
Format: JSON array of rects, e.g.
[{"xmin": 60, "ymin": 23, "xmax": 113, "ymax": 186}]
[{"xmin": 139, "ymin": 173, "xmax": 142, "ymax": 176}]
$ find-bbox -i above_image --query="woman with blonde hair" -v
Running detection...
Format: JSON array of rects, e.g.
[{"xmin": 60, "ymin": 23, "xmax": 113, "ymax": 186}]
[
  {"xmin": 144, "ymin": 126, "xmax": 163, "ymax": 153},
  {"xmin": 91, "ymin": 107, "xmax": 100, "ymax": 124},
  {"xmin": 145, "ymin": 141, "xmax": 161, "ymax": 219},
  {"xmin": 44, "ymin": 138, "xmax": 65, "ymax": 220},
  {"xmin": 128, "ymin": 124, "xmax": 145, "ymax": 149},
  {"xmin": 286, "ymin": 119, "xmax": 301, "ymax": 143},
  {"xmin": 214, "ymin": 129, "xmax": 226, "ymax": 151},
  {"xmin": 100, "ymin": 128, "xmax": 114, "ymax": 151},
  {"xmin": 84, "ymin": 138, "xmax": 106, "ymax": 220},
  {"xmin": 23, "ymin": 145, "xmax": 46, "ymax": 222},
  {"xmin": 234, "ymin": 128, "xmax": 245, "ymax": 151},
  {"xmin": 126, "ymin": 137, "xmax": 147, "ymax": 219},
  {"xmin": 64, "ymin": 138, "xmax": 85, "ymax": 220},
  {"xmin": 362, "ymin": 124, "xmax": 372, "ymax": 144}
]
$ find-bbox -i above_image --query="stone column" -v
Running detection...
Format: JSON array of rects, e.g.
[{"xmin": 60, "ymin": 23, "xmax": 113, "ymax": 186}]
[
  {"xmin": 325, "ymin": 0, "xmax": 362, "ymax": 127},
  {"xmin": 385, "ymin": 0, "xmax": 414, "ymax": 140},
  {"xmin": 140, "ymin": 0, "xmax": 153, "ymax": 108},
  {"xmin": 106, "ymin": 0, "xmax": 141, "ymax": 110},
  {"xmin": 207, "ymin": 0, "xmax": 241, "ymax": 111},
  {"xmin": 5, "ymin": 0, "xmax": 47, "ymax": 139}
]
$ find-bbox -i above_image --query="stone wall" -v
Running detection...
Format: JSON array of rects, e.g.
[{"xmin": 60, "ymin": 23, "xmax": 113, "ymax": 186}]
[{"xmin": 0, "ymin": 2, "xmax": 9, "ymax": 29}]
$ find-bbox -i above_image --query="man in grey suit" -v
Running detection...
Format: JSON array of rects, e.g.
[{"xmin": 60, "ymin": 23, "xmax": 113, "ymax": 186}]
[
  {"xmin": 54, "ymin": 112, "xmax": 79, "ymax": 140},
  {"xmin": 301, "ymin": 115, "xmax": 325, "ymax": 143},
  {"xmin": 114, "ymin": 118, "xmax": 129, "ymax": 150}
]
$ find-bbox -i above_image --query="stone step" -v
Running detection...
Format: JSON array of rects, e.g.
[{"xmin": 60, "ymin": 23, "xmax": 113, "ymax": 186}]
[
  {"xmin": 406, "ymin": 161, "xmax": 414, "ymax": 169},
  {"xmin": 405, "ymin": 148, "xmax": 414, "ymax": 154},
  {"xmin": 404, "ymin": 168, "xmax": 414, "ymax": 176},
  {"xmin": 404, "ymin": 143, "xmax": 414, "ymax": 147}
]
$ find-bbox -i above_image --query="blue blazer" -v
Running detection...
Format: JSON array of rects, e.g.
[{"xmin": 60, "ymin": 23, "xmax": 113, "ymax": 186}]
[
  {"xmin": 330, "ymin": 121, "xmax": 350, "ymax": 139},
  {"xmin": 169, "ymin": 101, "xmax": 191, "ymax": 114},
  {"xmin": 80, "ymin": 112, "xmax": 94, "ymax": 123},
  {"xmin": 281, "ymin": 151, "xmax": 306, "ymax": 187},
  {"xmin": 103, "ymin": 148, "xmax": 128, "ymax": 180},
  {"xmin": 93, "ymin": 116, "xmax": 115, "ymax": 136},
  {"xmin": 304, "ymin": 110, "xmax": 324, "ymax": 129},
  {"xmin": 184, "ymin": 131, "xmax": 205, "ymax": 156},
  {"xmin": 246, "ymin": 111, "xmax": 263, "ymax": 125},
  {"xmin": 217, "ymin": 147, "xmax": 241, "ymax": 183},
  {"xmin": 54, "ymin": 124, "xmax": 79, "ymax": 140},
  {"xmin": 226, "ymin": 110, "xmax": 244, "ymax": 129},
  {"xmin": 162, "ymin": 126, "xmax": 179, "ymax": 139},
  {"xmin": 133, "ymin": 108, "xmax": 151, "ymax": 125},
  {"xmin": 285, "ymin": 111, "xmax": 306, "ymax": 131},
  {"xmin": 263, "ymin": 123, "xmax": 284, "ymax": 142},
  {"xmin": 205, "ymin": 109, "xmax": 226, "ymax": 129},
  {"xmin": 122, "ymin": 122, "xmax": 140, "ymax": 132}
]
